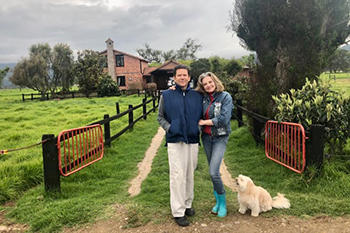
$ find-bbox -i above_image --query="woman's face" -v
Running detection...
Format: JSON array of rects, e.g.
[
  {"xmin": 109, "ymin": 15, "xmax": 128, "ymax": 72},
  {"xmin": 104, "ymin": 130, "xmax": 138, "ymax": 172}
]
[{"xmin": 202, "ymin": 76, "xmax": 216, "ymax": 93}]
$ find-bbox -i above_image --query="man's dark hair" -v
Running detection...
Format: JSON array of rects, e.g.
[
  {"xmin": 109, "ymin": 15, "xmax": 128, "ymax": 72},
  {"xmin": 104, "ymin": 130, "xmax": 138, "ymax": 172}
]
[{"xmin": 173, "ymin": 64, "xmax": 191, "ymax": 77}]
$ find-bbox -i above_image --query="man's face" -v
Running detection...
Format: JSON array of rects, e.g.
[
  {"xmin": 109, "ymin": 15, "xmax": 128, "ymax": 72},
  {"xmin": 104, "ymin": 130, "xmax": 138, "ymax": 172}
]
[{"xmin": 174, "ymin": 68, "xmax": 190, "ymax": 89}]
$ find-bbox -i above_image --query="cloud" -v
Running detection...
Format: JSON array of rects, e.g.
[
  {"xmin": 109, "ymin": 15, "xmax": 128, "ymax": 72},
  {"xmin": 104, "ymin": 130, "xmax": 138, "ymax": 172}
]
[{"xmin": 0, "ymin": 0, "xmax": 250, "ymax": 63}]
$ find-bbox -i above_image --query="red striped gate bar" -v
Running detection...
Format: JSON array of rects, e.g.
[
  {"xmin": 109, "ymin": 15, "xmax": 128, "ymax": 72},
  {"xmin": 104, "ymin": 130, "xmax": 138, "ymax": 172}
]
[
  {"xmin": 57, "ymin": 124, "xmax": 104, "ymax": 176},
  {"xmin": 265, "ymin": 120, "xmax": 307, "ymax": 174}
]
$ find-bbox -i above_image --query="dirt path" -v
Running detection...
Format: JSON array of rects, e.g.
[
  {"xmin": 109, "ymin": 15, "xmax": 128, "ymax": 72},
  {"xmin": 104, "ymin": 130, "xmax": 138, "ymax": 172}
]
[{"xmin": 128, "ymin": 127, "xmax": 165, "ymax": 197}]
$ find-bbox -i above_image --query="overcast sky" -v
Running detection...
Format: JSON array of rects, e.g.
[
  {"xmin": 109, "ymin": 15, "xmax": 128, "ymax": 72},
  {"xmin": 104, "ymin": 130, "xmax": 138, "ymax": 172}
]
[{"xmin": 0, "ymin": 0, "xmax": 252, "ymax": 63}]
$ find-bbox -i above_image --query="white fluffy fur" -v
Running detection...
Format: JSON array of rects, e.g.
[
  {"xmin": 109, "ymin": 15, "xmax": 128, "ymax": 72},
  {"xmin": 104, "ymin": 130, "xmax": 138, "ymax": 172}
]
[{"xmin": 235, "ymin": 174, "xmax": 290, "ymax": 217}]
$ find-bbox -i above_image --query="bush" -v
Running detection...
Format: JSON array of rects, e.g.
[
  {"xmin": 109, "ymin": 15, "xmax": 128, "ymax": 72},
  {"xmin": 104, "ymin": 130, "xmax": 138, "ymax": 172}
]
[
  {"xmin": 97, "ymin": 74, "xmax": 120, "ymax": 97},
  {"xmin": 272, "ymin": 78, "xmax": 350, "ymax": 155},
  {"xmin": 145, "ymin": 82, "xmax": 157, "ymax": 91}
]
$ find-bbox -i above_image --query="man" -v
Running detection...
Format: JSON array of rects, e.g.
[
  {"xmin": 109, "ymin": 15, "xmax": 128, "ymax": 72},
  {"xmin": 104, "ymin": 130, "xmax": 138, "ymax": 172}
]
[{"xmin": 158, "ymin": 64, "xmax": 202, "ymax": 227}]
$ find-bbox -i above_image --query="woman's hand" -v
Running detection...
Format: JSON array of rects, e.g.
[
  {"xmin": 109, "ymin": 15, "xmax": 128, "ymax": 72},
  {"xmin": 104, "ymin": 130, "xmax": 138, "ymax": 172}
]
[
  {"xmin": 168, "ymin": 85, "xmax": 176, "ymax": 90},
  {"xmin": 199, "ymin": 119, "xmax": 213, "ymax": 126}
]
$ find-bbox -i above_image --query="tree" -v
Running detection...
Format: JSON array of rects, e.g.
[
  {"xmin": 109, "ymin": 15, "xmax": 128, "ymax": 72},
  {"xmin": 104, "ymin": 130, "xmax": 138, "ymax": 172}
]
[
  {"xmin": 0, "ymin": 67, "xmax": 9, "ymax": 88},
  {"xmin": 223, "ymin": 58, "xmax": 242, "ymax": 77},
  {"xmin": 326, "ymin": 48, "xmax": 350, "ymax": 72},
  {"xmin": 229, "ymin": 0, "xmax": 350, "ymax": 93},
  {"xmin": 11, "ymin": 55, "xmax": 50, "ymax": 97},
  {"xmin": 74, "ymin": 50, "xmax": 106, "ymax": 97},
  {"xmin": 11, "ymin": 43, "xmax": 53, "ymax": 98},
  {"xmin": 52, "ymin": 43, "xmax": 74, "ymax": 93},
  {"xmin": 97, "ymin": 73, "xmax": 120, "ymax": 97},
  {"xmin": 136, "ymin": 38, "xmax": 202, "ymax": 62},
  {"xmin": 238, "ymin": 54, "xmax": 256, "ymax": 68},
  {"xmin": 176, "ymin": 38, "xmax": 202, "ymax": 60},
  {"xmin": 10, "ymin": 43, "xmax": 75, "ymax": 97},
  {"xmin": 161, "ymin": 50, "xmax": 177, "ymax": 61},
  {"xmin": 136, "ymin": 43, "xmax": 162, "ymax": 63},
  {"xmin": 190, "ymin": 58, "xmax": 211, "ymax": 86}
]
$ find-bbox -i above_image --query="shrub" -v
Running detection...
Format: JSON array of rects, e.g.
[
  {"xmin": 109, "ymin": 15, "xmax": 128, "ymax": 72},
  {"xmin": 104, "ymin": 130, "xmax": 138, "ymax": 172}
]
[
  {"xmin": 272, "ymin": 78, "xmax": 350, "ymax": 155},
  {"xmin": 97, "ymin": 74, "xmax": 120, "ymax": 97},
  {"xmin": 145, "ymin": 82, "xmax": 157, "ymax": 91}
]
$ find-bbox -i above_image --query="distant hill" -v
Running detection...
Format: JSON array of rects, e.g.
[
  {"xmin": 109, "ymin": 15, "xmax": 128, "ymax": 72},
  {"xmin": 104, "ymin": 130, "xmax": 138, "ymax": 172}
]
[{"xmin": 0, "ymin": 63, "xmax": 17, "ymax": 89}]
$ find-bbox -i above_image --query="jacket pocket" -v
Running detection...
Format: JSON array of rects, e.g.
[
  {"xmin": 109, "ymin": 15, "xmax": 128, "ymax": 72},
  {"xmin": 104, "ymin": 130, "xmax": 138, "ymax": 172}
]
[
  {"xmin": 169, "ymin": 119, "xmax": 181, "ymax": 136},
  {"xmin": 187, "ymin": 120, "xmax": 199, "ymax": 137}
]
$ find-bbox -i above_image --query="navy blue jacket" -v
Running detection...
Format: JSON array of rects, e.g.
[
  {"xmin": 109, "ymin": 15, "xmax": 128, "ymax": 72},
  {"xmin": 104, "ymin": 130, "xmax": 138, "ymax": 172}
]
[{"xmin": 158, "ymin": 85, "xmax": 203, "ymax": 144}]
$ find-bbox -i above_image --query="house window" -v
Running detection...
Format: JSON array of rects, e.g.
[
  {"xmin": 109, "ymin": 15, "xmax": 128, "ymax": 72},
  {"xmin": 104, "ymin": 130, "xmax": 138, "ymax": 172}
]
[
  {"xmin": 116, "ymin": 55, "xmax": 124, "ymax": 67},
  {"xmin": 117, "ymin": 76, "xmax": 126, "ymax": 87},
  {"xmin": 104, "ymin": 55, "xmax": 108, "ymax": 68}
]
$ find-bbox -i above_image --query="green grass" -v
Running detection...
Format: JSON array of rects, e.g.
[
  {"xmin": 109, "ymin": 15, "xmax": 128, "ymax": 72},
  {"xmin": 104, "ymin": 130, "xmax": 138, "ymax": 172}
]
[
  {"xmin": 6, "ymin": 114, "xmax": 159, "ymax": 232},
  {"xmin": 319, "ymin": 72, "xmax": 350, "ymax": 97},
  {"xmin": 127, "ymin": 120, "xmax": 350, "ymax": 227},
  {"xmin": 1, "ymin": 87, "xmax": 350, "ymax": 232},
  {"xmin": 0, "ymin": 88, "xmax": 154, "ymax": 203}
]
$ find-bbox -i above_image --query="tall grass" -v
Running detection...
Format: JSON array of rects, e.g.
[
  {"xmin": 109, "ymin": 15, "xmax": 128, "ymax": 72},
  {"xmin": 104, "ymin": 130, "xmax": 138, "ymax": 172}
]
[{"xmin": 0, "ymin": 89, "xmax": 153, "ymax": 203}]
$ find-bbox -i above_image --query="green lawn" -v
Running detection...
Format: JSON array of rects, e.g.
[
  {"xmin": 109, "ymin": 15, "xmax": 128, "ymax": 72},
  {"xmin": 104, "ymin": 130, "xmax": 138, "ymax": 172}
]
[
  {"xmin": 319, "ymin": 72, "xmax": 350, "ymax": 97},
  {"xmin": 1, "ymin": 88, "xmax": 350, "ymax": 232},
  {"xmin": 0, "ymin": 89, "xmax": 153, "ymax": 203}
]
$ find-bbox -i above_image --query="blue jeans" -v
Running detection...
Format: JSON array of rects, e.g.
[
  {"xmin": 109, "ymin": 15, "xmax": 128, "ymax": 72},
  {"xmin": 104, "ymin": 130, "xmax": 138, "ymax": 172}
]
[{"xmin": 201, "ymin": 134, "xmax": 229, "ymax": 195}]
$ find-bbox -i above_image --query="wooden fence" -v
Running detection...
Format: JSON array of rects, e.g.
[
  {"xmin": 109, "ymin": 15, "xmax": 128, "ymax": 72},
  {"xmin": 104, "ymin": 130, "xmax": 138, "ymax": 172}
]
[
  {"xmin": 42, "ymin": 94, "xmax": 160, "ymax": 192},
  {"xmin": 22, "ymin": 90, "xmax": 159, "ymax": 101}
]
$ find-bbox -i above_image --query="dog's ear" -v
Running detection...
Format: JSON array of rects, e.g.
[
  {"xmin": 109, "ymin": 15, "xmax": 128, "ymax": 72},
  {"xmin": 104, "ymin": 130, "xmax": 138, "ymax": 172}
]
[{"xmin": 246, "ymin": 180, "xmax": 254, "ymax": 192}]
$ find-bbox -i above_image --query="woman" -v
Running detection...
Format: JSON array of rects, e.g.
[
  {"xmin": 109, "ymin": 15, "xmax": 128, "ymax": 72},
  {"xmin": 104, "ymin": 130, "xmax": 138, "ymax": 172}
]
[{"xmin": 195, "ymin": 72, "xmax": 233, "ymax": 218}]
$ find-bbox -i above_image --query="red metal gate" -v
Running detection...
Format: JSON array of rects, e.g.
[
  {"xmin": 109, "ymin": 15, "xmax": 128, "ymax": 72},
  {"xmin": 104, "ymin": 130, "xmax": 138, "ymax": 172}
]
[
  {"xmin": 57, "ymin": 124, "xmax": 104, "ymax": 176},
  {"xmin": 265, "ymin": 120, "xmax": 307, "ymax": 173}
]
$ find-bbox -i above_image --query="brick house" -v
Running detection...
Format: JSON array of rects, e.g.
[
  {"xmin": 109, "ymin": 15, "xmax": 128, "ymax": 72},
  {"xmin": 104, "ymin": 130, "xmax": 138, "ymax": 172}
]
[
  {"xmin": 101, "ymin": 38, "xmax": 183, "ymax": 90},
  {"xmin": 100, "ymin": 38, "xmax": 149, "ymax": 90}
]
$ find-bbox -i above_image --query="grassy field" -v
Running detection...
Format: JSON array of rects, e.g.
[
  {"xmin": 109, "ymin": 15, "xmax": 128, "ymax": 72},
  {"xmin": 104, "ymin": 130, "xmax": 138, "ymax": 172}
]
[
  {"xmin": 1, "ymin": 85, "xmax": 350, "ymax": 232},
  {"xmin": 0, "ymin": 89, "xmax": 154, "ymax": 203},
  {"xmin": 319, "ymin": 72, "xmax": 350, "ymax": 97}
]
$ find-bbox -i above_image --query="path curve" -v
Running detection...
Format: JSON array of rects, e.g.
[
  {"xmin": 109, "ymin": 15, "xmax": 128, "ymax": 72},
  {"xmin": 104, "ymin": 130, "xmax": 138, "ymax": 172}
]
[{"xmin": 128, "ymin": 127, "xmax": 165, "ymax": 197}]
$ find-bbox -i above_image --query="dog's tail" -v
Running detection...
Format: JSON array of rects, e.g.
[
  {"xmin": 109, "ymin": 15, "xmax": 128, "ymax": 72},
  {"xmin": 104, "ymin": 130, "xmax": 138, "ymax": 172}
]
[{"xmin": 272, "ymin": 193, "xmax": 290, "ymax": 209}]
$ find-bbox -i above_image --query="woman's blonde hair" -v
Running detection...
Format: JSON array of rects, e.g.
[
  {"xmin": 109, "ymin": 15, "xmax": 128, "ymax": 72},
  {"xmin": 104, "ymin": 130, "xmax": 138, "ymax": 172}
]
[{"xmin": 195, "ymin": 72, "xmax": 225, "ymax": 93}]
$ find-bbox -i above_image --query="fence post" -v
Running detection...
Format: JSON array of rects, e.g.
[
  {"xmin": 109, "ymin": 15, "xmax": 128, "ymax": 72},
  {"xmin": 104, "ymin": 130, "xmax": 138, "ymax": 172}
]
[
  {"xmin": 237, "ymin": 99, "xmax": 243, "ymax": 127},
  {"xmin": 42, "ymin": 134, "xmax": 60, "ymax": 192},
  {"xmin": 138, "ymin": 90, "xmax": 140, "ymax": 96},
  {"xmin": 72, "ymin": 92, "xmax": 75, "ymax": 98},
  {"xmin": 307, "ymin": 124, "xmax": 325, "ymax": 168},
  {"xmin": 46, "ymin": 93, "xmax": 49, "ymax": 100},
  {"xmin": 31, "ymin": 93, "xmax": 34, "ymax": 100},
  {"xmin": 22, "ymin": 94, "xmax": 25, "ymax": 102},
  {"xmin": 104, "ymin": 114, "xmax": 111, "ymax": 147},
  {"xmin": 143, "ymin": 98, "xmax": 147, "ymax": 120},
  {"xmin": 152, "ymin": 96, "xmax": 156, "ymax": 112},
  {"xmin": 116, "ymin": 102, "xmax": 120, "ymax": 114},
  {"xmin": 128, "ymin": 105, "xmax": 133, "ymax": 129}
]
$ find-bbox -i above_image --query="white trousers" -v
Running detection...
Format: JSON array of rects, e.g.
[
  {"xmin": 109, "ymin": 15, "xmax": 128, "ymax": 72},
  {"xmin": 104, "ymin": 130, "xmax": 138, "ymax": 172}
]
[{"xmin": 167, "ymin": 142, "xmax": 198, "ymax": 217}]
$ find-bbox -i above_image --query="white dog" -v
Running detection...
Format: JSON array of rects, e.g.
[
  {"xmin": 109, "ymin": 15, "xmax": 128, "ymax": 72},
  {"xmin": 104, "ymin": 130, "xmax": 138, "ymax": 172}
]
[{"xmin": 235, "ymin": 174, "xmax": 290, "ymax": 217}]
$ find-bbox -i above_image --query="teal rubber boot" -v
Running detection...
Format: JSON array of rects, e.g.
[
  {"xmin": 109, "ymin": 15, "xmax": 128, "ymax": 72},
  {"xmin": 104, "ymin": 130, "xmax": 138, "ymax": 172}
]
[
  {"xmin": 217, "ymin": 193, "xmax": 227, "ymax": 217},
  {"xmin": 211, "ymin": 191, "xmax": 219, "ymax": 214}
]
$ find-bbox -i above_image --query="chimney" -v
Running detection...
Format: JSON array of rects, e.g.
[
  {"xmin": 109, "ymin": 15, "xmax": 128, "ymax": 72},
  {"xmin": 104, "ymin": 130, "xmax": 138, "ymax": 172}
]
[{"xmin": 105, "ymin": 38, "xmax": 116, "ymax": 81}]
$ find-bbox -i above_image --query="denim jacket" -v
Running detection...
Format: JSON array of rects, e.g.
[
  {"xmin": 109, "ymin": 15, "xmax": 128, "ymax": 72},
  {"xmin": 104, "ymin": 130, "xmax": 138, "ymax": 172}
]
[{"xmin": 202, "ymin": 91, "xmax": 233, "ymax": 137}]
